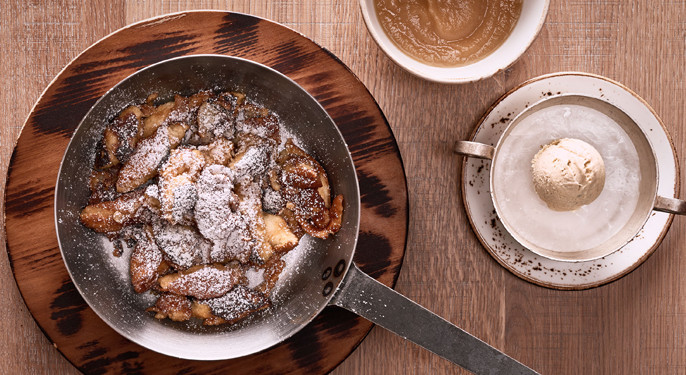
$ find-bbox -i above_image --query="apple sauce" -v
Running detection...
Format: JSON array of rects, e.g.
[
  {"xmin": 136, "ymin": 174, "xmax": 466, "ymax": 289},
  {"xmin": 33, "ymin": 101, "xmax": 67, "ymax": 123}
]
[{"xmin": 374, "ymin": 0, "xmax": 523, "ymax": 67}]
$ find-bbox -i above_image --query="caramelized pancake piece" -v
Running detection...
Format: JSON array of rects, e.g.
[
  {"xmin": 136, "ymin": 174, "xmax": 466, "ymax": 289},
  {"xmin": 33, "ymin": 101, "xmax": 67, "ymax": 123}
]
[
  {"xmin": 191, "ymin": 300, "xmax": 214, "ymax": 319},
  {"xmin": 130, "ymin": 226, "xmax": 165, "ymax": 293},
  {"xmin": 103, "ymin": 129, "xmax": 120, "ymax": 167},
  {"xmin": 190, "ymin": 301, "xmax": 228, "ymax": 325},
  {"xmin": 263, "ymin": 213, "xmax": 298, "ymax": 253},
  {"xmin": 109, "ymin": 106, "xmax": 143, "ymax": 159},
  {"xmin": 187, "ymin": 90, "xmax": 213, "ymax": 110},
  {"xmin": 87, "ymin": 168, "xmax": 119, "ymax": 204},
  {"xmin": 140, "ymin": 101, "xmax": 174, "ymax": 139},
  {"xmin": 117, "ymin": 122, "xmax": 189, "ymax": 193},
  {"xmin": 147, "ymin": 293, "xmax": 192, "ymax": 322},
  {"xmin": 289, "ymin": 187, "xmax": 331, "ymax": 229},
  {"xmin": 229, "ymin": 134, "xmax": 272, "ymax": 180},
  {"xmin": 212, "ymin": 91, "xmax": 240, "ymax": 113},
  {"xmin": 233, "ymin": 181, "xmax": 274, "ymax": 264},
  {"xmin": 279, "ymin": 146, "xmax": 331, "ymax": 228},
  {"xmin": 317, "ymin": 173, "xmax": 331, "ymax": 208},
  {"xmin": 277, "ymin": 138, "xmax": 309, "ymax": 160},
  {"xmin": 230, "ymin": 91, "xmax": 246, "ymax": 106},
  {"xmin": 235, "ymin": 185, "xmax": 274, "ymax": 263},
  {"xmin": 278, "ymin": 206, "xmax": 305, "ymax": 239},
  {"xmin": 103, "ymin": 105, "xmax": 143, "ymax": 167},
  {"xmin": 201, "ymin": 285, "xmax": 270, "ymax": 324},
  {"xmin": 262, "ymin": 188, "xmax": 285, "ymax": 215},
  {"xmin": 158, "ymin": 148, "xmax": 205, "ymax": 225},
  {"xmin": 194, "ymin": 165, "xmax": 254, "ymax": 264},
  {"xmin": 268, "ymin": 168, "xmax": 281, "ymax": 191},
  {"xmin": 256, "ymin": 258, "xmax": 285, "ymax": 296},
  {"xmin": 197, "ymin": 101, "xmax": 235, "ymax": 141},
  {"xmin": 277, "ymin": 139, "xmax": 342, "ymax": 239},
  {"xmin": 239, "ymin": 113, "xmax": 280, "ymax": 142},
  {"xmin": 237, "ymin": 102, "xmax": 269, "ymax": 125},
  {"xmin": 152, "ymin": 222, "xmax": 211, "ymax": 270},
  {"xmin": 296, "ymin": 194, "xmax": 344, "ymax": 239},
  {"xmin": 193, "ymin": 165, "xmax": 239, "ymax": 242},
  {"xmin": 160, "ymin": 148, "xmax": 205, "ymax": 181},
  {"xmin": 157, "ymin": 263, "xmax": 245, "ymax": 299},
  {"xmin": 282, "ymin": 158, "xmax": 322, "ymax": 189},
  {"xmin": 142, "ymin": 184, "xmax": 162, "ymax": 215},
  {"xmin": 80, "ymin": 190, "xmax": 145, "ymax": 233},
  {"xmin": 199, "ymin": 137, "xmax": 234, "ymax": 166}
]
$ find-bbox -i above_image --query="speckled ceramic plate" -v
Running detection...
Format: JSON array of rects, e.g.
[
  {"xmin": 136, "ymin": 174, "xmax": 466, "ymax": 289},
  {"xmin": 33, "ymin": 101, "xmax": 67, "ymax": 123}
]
[{"xmin": 460, "ymin": 72, "xmax": 678, "ymax": 290}]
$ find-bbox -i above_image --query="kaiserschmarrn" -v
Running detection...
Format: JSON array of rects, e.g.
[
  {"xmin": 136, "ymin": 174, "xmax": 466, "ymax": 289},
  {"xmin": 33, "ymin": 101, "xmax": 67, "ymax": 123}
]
[{"xmin": 80, "ymin": 89, "xmax": 344, "ymax": 326}]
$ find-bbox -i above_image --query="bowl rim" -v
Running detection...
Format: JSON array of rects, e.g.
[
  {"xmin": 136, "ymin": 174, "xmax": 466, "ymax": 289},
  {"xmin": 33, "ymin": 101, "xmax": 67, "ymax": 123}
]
[{"xmin": 358, "ymin": 0, "xmax": 551, "ymax": 84}]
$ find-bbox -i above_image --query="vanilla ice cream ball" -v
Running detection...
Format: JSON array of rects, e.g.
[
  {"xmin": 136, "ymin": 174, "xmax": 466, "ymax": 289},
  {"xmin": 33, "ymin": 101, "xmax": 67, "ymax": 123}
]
[{"xmin": 531, "ymin": 138, "xmax": 606, "ymax": 211}]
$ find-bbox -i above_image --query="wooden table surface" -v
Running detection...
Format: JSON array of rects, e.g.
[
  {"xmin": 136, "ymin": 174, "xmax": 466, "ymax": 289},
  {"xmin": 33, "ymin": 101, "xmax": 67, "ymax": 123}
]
[{"xmin": 1, "ymin": 1, "xmax": 684, "ymax": 374}]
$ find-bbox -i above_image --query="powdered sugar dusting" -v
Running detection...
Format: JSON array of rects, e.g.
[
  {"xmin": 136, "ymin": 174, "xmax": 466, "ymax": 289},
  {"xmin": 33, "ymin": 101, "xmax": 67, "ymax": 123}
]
[
  {"xmin": 198, "ymin": 101, "xmax": 235, "ymax": 139},
  {"xmin": 245, "ymin": 268, "xmax": 265, "ymax": 288},
  {"xmin": 163, "ymin": 265, "xmax": 242, "ymax": 299},
  {"xmin": 75, "ymin": 87, "xmax": 345, "ymax": 329},
  {"xmin": 203, "ymin": 285, "xmax": 269, "ymax": 322},
  {"xmin": 153, "ymin": 222, "xmax": 211, "ymax": 269}
]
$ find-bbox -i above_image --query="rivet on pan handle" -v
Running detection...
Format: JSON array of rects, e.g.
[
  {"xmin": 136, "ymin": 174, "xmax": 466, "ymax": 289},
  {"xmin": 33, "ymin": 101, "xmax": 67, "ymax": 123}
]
[
  {"xmin": 654, "ymin": 196, "xmax": 686, "ymax": 215},
  {"xmin": 330, "ymin": 264, "xmax": 539, "ymax": 375},
  {"xmin": 453, "ymin": 141, "xmax": 495, "ymax": 160}
]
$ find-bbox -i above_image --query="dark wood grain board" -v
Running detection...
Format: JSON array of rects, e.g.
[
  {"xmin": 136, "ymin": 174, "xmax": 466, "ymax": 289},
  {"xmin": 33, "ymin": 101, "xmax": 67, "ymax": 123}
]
[{"xmin": 3, "ymin": 11, "xmax": 408, "ymax": 374}]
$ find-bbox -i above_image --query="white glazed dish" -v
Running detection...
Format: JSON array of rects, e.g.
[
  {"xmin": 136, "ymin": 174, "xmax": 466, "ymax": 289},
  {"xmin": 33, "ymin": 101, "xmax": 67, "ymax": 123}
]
[
  {"xmin": 456, "ymin": 93, "xmax": 680, "ymax": 262},
  {"xmin": 359, "ymin": 0, "xmax": 550, "ymax": 84},
  {"xmin": 457, "ymin": 72, "xmax": 682, "ymax": 289}
]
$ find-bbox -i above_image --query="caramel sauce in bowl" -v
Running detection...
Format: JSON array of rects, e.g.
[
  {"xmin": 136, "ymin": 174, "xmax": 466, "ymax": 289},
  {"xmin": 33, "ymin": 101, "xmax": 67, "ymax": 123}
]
[
  {"xmin": 375, "ymin": 0, "xmax": 523, "ymax": 67},
  {"xmin": 360, "ymin": 0, "xmax": 549, "ymax": 83}
]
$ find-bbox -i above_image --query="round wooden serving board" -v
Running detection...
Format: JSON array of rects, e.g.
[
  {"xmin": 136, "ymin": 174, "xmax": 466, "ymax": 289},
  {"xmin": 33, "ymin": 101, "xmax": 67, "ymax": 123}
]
[{"xmin": 3, "ymin": 11, "xmax": 408, "ymax": 374}]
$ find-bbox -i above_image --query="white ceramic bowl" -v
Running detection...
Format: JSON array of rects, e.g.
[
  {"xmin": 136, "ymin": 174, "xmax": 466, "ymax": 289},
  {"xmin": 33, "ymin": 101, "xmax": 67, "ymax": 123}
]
[{"xmin": 359, "ymin": 0, "xmax": 550, "ymax": 84}]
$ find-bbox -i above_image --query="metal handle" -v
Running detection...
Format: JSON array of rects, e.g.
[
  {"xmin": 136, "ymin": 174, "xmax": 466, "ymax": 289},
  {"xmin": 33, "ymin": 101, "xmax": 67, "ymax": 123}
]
[
  {"xmin": 453, "ymin": 141, "xmax": 495, "ymax": 160},
  {"xmin": 654, "ymin": 196, "xmax": 686, "ymax": 215},
  {"xmin": 331, "ymin": 264, "xmax": 538, "ymax": 375}
]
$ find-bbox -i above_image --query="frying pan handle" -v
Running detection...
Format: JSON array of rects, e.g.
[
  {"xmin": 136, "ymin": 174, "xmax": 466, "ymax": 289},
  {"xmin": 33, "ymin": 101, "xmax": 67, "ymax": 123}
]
[
  {"xmin": 654, "ymin": 196, "xmax": 686, "ymax": 215},
  {"xmin": 330, "ymin": 264, "xmax": 538, "ymax": 375}
]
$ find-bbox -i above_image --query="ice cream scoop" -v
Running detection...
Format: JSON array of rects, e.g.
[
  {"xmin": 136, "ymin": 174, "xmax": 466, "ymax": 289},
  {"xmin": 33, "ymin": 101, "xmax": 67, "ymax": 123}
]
[{"xmin": 531, "ymin": 138, "xmax": 605, "ymax": 211}]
